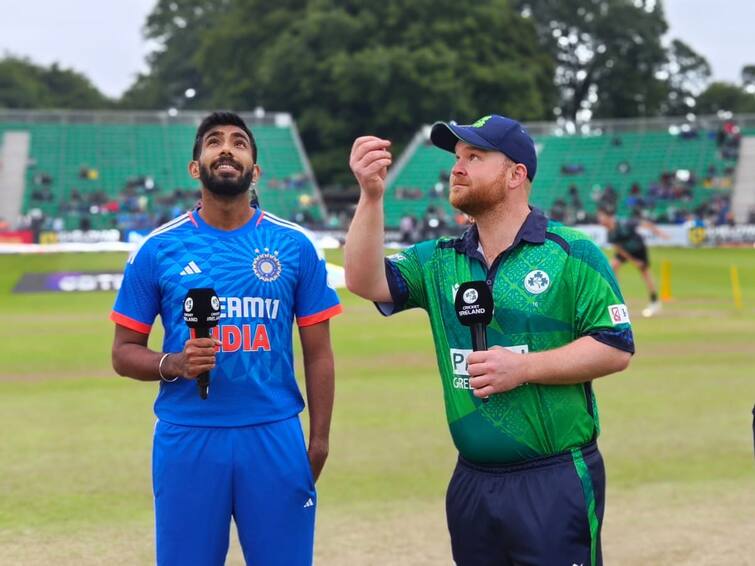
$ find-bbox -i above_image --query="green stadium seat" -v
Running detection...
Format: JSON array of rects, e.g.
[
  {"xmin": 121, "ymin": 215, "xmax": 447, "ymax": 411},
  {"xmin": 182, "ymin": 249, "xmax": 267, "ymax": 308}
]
[
  {"xmin": 0, "ymin": 118, "xmax": 323, "ymax": 229},
  {"xmin": 385, "ymin": 128, "xmax": 737, "ymax": 227}
]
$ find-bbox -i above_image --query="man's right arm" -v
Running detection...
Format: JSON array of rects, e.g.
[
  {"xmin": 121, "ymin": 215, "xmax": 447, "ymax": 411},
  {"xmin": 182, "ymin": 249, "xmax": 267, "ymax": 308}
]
[
  {"xmin": 111, "ymin": 324, "xmax": 217, "ymax": 382},
  {"xmin": 344, "ymin": 136, "xmax": 393, "ymax": 303}
]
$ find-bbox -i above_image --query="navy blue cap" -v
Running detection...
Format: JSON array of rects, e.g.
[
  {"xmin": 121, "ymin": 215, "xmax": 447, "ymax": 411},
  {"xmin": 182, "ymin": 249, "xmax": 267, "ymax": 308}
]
[{"xmin": 430, "ymin": 114, "xmax": 537, "ymax": 181}]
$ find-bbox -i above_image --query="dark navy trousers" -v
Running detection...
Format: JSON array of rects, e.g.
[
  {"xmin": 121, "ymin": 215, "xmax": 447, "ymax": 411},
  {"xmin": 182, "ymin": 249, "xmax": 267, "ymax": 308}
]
[{"xmin": 446, "ymin": 442, "xmax": 605, "ymax": 566}]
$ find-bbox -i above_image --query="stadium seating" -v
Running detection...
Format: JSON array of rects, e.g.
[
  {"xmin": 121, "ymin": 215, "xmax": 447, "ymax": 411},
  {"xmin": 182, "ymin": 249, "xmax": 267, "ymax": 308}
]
[
  {"xmin": 0, "ymin": 117, "xmax": 323, "ymax": 230},
  {"xmin": 385, "ymin": 128, "xmax": 741, "ymax": 228}
]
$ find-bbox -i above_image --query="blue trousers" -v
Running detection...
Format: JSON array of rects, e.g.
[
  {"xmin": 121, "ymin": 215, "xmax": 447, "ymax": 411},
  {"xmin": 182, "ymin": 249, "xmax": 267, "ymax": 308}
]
[
  {"xmin": 152, "ymin": 416, "xmax": 316, "ymax": 565},
  {"xmin": 446, "ymin": 442, "xmax": 605, "ymax": 566}
]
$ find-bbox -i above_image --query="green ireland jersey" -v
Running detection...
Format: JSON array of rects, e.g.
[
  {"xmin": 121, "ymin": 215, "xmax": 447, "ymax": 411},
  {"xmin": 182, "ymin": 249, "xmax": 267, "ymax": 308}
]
[{"xmin": 381, "ymin": 209, "xmax": 634, "ymax": 465}]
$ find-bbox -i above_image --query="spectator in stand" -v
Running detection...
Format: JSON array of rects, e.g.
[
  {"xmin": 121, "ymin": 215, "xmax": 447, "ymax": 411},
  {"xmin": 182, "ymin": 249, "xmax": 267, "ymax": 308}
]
[
  {"xmin": 549, "ymin": 198, "xmax": 566, "ymax": 223},
  {"xmin": 560, "ymin": 163, "xmax": 585, "ymax": 175},
  {"xmin": 430, "ymin": 181, "xmax": 445, "ymax": 199},
  {"xmin": 420, "ymin": 205, "xmax": 448, "ymax": 240},
  {"xmin": 399, "ymin": 213, "xmax": 418, "ymax": 244},
  {"xmin": 717, "ymin": 121, "xmax": 741, "ymax": 159},
  {"xmin": 567, "ymin": 184, "xmax": 586, "ymax": 224},
  {"xmin": 30, "ymin": 186, "xmax": 54, "ymax": 203},
  {"xmin": 625, "ymin": 183, "xmax": 645, "ymax": 214},
  {"xmin": 432, "ymin": 170, "xmax": 449, "ymax": 199},
  {"xmin": 594, "ymin": 184, "xmax": 618, "ymax": 210},
  {"xmin": 398, "ymin": 187, "xmax": 423, "ymax": 200}
]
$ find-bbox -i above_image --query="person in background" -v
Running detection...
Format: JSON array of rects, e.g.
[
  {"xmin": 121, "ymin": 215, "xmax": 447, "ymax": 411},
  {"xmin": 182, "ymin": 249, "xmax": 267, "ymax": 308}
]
[{"xmin": 597, "ymin": 206, "xmax": 666, "ymax": 317}]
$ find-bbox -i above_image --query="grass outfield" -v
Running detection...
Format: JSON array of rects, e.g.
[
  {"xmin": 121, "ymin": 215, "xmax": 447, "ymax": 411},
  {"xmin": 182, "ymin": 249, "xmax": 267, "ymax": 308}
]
[{"xmin": 0, "ymin": 247, "xmax": 753, "ymax": 565}]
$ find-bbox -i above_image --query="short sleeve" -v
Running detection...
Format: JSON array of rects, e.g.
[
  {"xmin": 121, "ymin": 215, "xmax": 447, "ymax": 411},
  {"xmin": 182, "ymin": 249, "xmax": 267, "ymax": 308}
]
[
  {"xmin": 294, "ymin": 237, "xmax": 342, "ymax": 327},
  {"xmin": 110, "ymin": 242, "xmax": 160, "ymax": 334},
  {"xmin": 376, "ymin": 245, "xmax": 428, "ymax": 316},
  {"xmin": 571, "ymin": 238, "xmax": 635, "ymax": 353}
]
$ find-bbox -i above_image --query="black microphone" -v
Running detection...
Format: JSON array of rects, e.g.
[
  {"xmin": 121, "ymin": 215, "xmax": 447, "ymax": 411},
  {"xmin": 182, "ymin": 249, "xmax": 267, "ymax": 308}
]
[
  {"xmin": 183, "ymin": 288, "xmax": 221, "ymax": 400},
  {"xmin": 454, "ymin": 281, "xmax": 494, "ymax": 402}
]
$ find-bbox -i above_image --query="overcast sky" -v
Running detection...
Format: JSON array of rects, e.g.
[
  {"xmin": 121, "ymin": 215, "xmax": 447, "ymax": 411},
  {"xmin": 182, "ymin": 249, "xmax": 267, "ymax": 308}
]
[{"xmin": 0, "ymin": 0, "xmax": 752, "ymax": 99}]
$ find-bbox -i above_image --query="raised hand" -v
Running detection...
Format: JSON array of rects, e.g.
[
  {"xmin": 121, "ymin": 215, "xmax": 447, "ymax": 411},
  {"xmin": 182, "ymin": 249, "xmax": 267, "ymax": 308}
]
[{"xmin": 349, "ymin": 136, "xmax": 392, "ymax": 199}]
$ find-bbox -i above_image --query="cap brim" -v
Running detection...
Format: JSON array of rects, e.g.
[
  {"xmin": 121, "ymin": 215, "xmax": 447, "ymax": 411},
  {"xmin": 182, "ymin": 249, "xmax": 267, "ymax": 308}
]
[{"xmin": 430, "ymin": 122, "xmax": 499, "ymax": 154}]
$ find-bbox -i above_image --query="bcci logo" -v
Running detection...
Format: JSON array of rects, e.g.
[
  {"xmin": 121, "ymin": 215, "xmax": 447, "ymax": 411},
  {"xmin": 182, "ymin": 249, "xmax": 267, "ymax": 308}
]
[
  {"xmin": 252, "ymin": 248, "xmax": 282, "ymax": 282},
  {"xmin": 524, "ymin": 270, "xmax": 550, "ymax": 295}
]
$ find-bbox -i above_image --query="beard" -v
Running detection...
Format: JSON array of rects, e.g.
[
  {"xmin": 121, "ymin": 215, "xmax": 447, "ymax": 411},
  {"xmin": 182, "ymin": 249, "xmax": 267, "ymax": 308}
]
[
  {"xmin": 449, "ymin": 181, "xmax": 506, "ymax": 217},
  {"xmin": 199, "ymin": 161, "xmax": 253, "ymax": 197}
]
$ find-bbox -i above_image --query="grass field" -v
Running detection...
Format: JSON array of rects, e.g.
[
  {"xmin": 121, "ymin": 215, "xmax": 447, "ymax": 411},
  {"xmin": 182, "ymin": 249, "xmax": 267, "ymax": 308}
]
[{"xmin": 0, "ymin": 247, "xmax": 753, "ymax": 565}]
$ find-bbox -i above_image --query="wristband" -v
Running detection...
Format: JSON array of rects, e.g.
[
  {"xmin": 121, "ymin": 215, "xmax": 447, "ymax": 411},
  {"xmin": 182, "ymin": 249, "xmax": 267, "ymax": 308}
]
[{"xmin": 158, "ymin": 353, "xmax": 178, "ymax": 382}]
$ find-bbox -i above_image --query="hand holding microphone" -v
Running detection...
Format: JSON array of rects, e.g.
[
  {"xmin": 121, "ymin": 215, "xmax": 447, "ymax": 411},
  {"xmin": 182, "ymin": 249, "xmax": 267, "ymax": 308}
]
[
  {"xmin": 183, "ymin": 288, "xmax": 221, "ymax": 400},
  {"xmin": 455, "ymin": 281, "xmax": 494, "ymax": 402}
]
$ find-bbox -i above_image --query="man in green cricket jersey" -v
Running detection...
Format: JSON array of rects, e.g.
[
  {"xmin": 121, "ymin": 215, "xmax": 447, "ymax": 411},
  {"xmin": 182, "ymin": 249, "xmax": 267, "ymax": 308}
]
[{"xmin": 344, "ymin": 114, "xmax": 633, "ymax": 566}]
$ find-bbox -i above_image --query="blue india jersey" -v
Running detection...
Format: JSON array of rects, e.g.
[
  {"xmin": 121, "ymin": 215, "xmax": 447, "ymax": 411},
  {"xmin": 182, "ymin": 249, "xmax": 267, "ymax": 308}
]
[{"xmin": 110, "ymin": 207, "xmax": 342, "ymax": 427}]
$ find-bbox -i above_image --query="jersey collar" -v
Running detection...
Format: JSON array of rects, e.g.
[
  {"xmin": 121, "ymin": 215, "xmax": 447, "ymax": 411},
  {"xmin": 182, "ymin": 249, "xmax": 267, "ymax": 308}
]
[
  {"xmin": 451, "ymin": 207, "xmax": 548, "ymax": 257},
  {"xmin": 189, "ymin": 205, "xmax": 262, "ymax": 236}
]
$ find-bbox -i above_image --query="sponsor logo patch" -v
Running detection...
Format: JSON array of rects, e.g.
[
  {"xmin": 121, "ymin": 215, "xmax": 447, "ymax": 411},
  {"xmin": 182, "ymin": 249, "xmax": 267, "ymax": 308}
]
[
  {"xmin": 608, "ymin": 304, "xmax": 631, "ymax": 324},
  {"xmin": 450, "ymin": 345, "xmax": 529, "ymax": 380}
]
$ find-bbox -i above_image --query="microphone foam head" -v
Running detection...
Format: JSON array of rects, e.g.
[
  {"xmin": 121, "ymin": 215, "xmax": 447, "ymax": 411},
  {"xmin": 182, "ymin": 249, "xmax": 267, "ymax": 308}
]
[
  {"xmin": 184, "ymin": 288, "xmax": 221, "ymax": 328},
  {"xmin": 454, "ymin": 281, "xmax": 494, "ymax": 327}
]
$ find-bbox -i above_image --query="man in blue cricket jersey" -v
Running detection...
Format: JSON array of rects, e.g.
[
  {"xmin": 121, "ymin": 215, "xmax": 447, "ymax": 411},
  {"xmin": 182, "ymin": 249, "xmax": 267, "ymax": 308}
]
[{"xmin": 110, "ymin": 111, "xmax": 342, "ymax": 565}]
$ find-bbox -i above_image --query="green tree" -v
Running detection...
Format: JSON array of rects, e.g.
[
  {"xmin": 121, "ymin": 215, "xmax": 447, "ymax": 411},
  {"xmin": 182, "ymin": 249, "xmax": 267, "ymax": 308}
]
[
  {"xmin": 190, "ymin": 0, "xmax": 554, "ymax": 183},
  {"xmin": 696, "ymin": 82, "xmax": 755, "ymax": 115},
  {"xmin": 119, "ymin": 0, "xmax": 229, "ymax": 110},
  {"xmin": 514, "ymin": 0, "xmax": 709, "ymax": 119},
  {"xmin": 0, "ymin": 56, "xmax": 109, "ymax": 109},
  {"xmin": 658, "ymin": 39, "xmax": 711, "ymax": 116}
]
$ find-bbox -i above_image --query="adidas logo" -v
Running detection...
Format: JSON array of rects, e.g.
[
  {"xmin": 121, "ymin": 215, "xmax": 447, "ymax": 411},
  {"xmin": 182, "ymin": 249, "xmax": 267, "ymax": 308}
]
[
  {"xmin": 303, "ymin": 498, "xmax": 314, "ymax": 508},
  {"xmin": 179, "ymin": 261, "xmax": 202, "ymax": 276}
]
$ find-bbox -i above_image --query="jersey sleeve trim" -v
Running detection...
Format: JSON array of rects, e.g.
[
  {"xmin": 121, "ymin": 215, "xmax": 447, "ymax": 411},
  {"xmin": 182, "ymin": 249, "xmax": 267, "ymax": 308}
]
[
  {"xmin": 385, "ymin": 258, "xmax": 409, "ymax": 309},
  {"xmin": 110, "ymin": 311, "xmax": 152, "ymax": 335},
  {"xmin": 373, "ymin": 259, "xmax": 410, "ymax": 317},
  {"xmin": 297, "ymin": 304, "xmax": 343, "ymax": 327},
  {"xmin": 588, "ymin": 328, "xmax": 635, "ymax": 354}
]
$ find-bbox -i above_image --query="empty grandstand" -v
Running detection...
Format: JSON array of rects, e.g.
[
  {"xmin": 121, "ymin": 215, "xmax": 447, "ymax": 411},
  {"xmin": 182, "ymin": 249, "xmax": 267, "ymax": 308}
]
[{"xmin": 0, "ymin": 110, "xmax": 325, "ymax": 234}]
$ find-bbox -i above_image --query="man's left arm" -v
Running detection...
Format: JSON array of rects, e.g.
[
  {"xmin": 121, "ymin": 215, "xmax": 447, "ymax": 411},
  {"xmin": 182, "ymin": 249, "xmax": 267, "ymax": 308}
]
[
  {"xmin": 299, "ymin": 320, "xmax": 335, "ymax": 482},
  {"xmin": 467, "ymin": 337, "xmax": 630, "ymax": 398}
]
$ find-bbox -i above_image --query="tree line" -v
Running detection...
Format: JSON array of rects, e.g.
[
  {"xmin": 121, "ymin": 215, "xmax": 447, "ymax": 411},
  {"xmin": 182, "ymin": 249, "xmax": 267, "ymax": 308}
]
[{"xmin": 1, "ymin": 0, "xmax": 753, "ymax": 184}]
